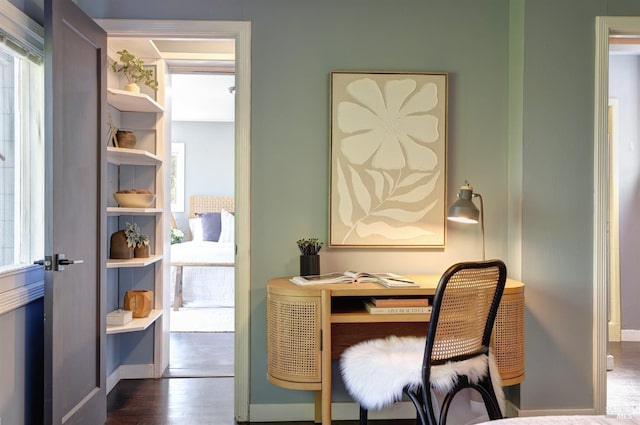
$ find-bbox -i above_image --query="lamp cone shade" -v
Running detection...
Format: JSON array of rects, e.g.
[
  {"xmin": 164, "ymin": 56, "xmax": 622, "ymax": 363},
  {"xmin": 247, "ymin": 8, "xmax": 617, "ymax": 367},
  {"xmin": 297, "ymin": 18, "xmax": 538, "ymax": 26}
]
[{"xmin": 447, "ymin": 185, "xmax": 479, "ymax": 223}]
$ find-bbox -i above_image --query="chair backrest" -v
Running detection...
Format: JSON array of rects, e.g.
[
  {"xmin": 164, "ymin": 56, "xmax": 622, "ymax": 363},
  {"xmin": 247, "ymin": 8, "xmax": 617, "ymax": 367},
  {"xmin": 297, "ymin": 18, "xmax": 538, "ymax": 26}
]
[{"xmin": 424, "ymin": 260, "xmax": 507, "ymax": 367}]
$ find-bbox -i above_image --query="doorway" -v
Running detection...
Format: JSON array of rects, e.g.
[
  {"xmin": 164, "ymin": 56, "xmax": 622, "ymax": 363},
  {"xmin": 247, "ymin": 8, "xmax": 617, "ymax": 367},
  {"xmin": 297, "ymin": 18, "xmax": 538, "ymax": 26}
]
[
  {"xmin": 97, "ymin": 19, "xmax": 251, "ymax": 422},
  {"xmin": 167, "ymin": 72, "xmax": 236, "ymax": 378},
  {"xmin": 594, "ymin": 16, "xmax": 640, "ymax": 416}
]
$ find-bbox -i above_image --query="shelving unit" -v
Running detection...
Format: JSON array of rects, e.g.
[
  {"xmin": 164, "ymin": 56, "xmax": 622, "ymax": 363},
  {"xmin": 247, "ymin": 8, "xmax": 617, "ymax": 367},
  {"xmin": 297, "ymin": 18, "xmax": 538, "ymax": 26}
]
[
  {"xmin": 105, "ymin": 58, "xmax": 168, "ymax": 391},
  {"xmin": 106, "ymin": 254, "xmax": 163, "ymax": 269},
  {"xmin": 107, "ymin": 88, "xmax": 164, "ymax": 113},
  {"xmin": 106, "ymin": 207, "xmax": 162, "ymax": 216},
  {"xmin": 106, "ymin": 309, "xmax": 163, "ymax": 335},
  {"xmin": 107, "ymin": 146, "xmax": 162, "ymax": 165}
]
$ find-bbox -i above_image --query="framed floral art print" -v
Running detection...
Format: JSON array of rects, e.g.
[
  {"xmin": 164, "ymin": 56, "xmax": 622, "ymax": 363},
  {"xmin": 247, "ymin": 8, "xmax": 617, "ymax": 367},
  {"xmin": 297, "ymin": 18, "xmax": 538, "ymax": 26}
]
[{"xmin": 329, "ymin": 71, "xmax": 448, "ymax": 248}]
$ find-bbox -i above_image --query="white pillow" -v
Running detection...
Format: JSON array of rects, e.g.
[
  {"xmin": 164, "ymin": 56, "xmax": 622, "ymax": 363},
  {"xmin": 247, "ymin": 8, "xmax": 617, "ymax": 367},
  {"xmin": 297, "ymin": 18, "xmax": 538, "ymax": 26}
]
[
  {"xmin": 189, "ymin": 217, "xmax": 203, "ymax": 241},
  {"xmin": 219, "ymin": 208, "xmax": 235, "ymax": 243}
]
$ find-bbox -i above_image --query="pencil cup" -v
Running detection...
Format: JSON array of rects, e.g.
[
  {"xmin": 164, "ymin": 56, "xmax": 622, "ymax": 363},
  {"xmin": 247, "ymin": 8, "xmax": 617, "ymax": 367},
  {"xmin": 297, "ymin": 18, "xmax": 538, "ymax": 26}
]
[{"xmin": 300, "ymin": 255, "xmax": 320, "ymax": 276}]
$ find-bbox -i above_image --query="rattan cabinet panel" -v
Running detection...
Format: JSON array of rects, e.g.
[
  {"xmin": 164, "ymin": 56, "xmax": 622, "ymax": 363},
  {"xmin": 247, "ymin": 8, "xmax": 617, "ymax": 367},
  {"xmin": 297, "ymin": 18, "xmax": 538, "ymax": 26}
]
[
  {"xmin": 494, "ymin": 291, "xmax": 525, "ymax": 385},
  {"xmin": 267, "ymin": 292, "xmax": 322, "ymax": 385}
]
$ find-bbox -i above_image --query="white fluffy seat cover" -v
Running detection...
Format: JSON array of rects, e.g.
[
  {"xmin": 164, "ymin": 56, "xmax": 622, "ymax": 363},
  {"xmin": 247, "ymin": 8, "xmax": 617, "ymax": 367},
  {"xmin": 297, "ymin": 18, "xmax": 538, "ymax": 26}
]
[{"xmin": 339, "ymin": 335, "xmax": 505, "ymax": 412}]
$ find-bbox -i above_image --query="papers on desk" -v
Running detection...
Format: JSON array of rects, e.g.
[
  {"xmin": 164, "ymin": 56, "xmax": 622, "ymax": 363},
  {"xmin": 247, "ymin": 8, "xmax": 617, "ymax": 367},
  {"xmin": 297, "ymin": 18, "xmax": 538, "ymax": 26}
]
[{"xmin": 290, "ymin": 271, "xmax": 417, "ymax": 287}]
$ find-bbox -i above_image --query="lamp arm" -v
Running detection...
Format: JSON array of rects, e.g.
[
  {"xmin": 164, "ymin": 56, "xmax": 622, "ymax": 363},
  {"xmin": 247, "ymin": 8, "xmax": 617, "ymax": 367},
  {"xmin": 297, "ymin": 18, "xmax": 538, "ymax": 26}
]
[{"xmin": 474, "ymin": 193, "xmax": 485, "ymax": 260}]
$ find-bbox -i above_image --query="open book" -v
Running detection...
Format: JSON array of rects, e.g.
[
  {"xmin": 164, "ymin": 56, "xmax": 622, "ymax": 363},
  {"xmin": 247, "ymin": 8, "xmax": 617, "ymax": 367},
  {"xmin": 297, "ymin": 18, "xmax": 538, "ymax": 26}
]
[{"xmin": 290, "ymin": 271, "xmax": 417, "ymax": 287}]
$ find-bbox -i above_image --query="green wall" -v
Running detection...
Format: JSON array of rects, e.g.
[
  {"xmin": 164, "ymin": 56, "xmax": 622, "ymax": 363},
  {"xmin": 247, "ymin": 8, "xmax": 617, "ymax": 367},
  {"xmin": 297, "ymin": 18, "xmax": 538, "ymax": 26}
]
[{"xmin": 76, "ymin": 0, "xmax": 640, "ymax": 415}]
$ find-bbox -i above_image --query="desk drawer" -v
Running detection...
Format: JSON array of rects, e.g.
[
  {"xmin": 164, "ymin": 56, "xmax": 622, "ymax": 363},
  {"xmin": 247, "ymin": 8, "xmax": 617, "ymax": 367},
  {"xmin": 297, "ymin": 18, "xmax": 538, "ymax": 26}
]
[{"xmin": 331, "ymin": 322, "xmax": 427, "ymax": 359}]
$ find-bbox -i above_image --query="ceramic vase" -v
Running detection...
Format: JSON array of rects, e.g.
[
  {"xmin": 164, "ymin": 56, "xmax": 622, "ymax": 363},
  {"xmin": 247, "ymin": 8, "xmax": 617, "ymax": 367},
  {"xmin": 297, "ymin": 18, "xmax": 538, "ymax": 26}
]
[
  {"xmin": 110, "ymin": 230, "xmax": 133, "ymax": 259},
  {"xmin": 124, "ymin": 82, "xmax": 140, "ymax": 93},
  {"xmin": 300, "ymin": 255, "xmax": 320, "ymax": 276},
  {"xmin": 134, "ymin": 244, "xmax": 150, "ymax": 258},
  {"xmin": 115, "ymin": 130, "xmax": 136, "ymax": 148}
]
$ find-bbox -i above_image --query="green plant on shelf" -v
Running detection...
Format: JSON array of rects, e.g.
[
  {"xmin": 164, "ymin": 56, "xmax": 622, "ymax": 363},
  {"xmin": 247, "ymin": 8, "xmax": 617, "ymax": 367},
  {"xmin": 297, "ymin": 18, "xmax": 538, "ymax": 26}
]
[
  {"xmin": 109, "ymin": 49, "xmax": 159, "ymax": 90},
  {"xmin": 124, "ymin": 222, "xmax": 150, "ymax": 248}
]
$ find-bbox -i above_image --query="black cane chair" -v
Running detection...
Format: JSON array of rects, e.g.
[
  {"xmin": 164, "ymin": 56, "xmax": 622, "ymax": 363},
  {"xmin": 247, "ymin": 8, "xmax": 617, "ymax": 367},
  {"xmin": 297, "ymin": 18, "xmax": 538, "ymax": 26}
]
[{"xmin": 340, "ymin": 260, "xmax": 507, "ymax": 425}]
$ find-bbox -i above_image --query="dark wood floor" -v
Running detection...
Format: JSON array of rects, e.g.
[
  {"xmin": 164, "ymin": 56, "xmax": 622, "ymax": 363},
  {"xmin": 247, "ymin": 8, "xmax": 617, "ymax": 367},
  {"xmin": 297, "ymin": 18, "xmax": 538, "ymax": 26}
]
[
  {"xmin": 106, "ymin": 336, "xmax": 640, "ymax": 424},
  {"xmin": 607, "ymin": 341, "xmax": 640, "ymax": 417}
]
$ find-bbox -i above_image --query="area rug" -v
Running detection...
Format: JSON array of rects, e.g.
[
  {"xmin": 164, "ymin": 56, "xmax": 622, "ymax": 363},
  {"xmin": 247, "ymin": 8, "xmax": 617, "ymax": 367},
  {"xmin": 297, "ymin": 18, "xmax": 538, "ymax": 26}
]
[{"xmin": 170, "ymin": 306, "xmax": 234, "ymax": 332}]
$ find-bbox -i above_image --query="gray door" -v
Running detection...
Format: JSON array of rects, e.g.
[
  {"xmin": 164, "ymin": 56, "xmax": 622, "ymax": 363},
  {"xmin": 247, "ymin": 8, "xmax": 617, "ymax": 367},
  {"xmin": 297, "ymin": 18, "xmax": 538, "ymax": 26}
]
[{"xmin": 43, "ymin": 0, "xmax": 107, "ymax": 423}]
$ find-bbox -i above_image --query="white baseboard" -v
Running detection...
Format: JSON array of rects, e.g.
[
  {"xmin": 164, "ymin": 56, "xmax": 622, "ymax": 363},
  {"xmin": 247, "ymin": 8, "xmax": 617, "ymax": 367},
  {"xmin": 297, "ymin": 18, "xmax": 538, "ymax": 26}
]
[
  {"xmin": 515, "ymin": 408, "xmax": 596, "ymax": 417},
  {"xmin": 621, "ymin": 329, "xmax": 640, "ymax": 342},
  {"xmin": 249, "ymin": 402, "xmax": 418, "ymax": 422},
  {"xmin": 106, "ymin": 364, "xmax": 155, "ymax": 394},
  {"xmin": 106, "ymin": 369, "xmax": 121, "ymax": 394},
  {"xmin": 609, "ymin": 321, "xmax": 621, "ymax": 342},
  {"xmin": 250, "ymin": 399, "xmax": 516, "ymax": 422}
]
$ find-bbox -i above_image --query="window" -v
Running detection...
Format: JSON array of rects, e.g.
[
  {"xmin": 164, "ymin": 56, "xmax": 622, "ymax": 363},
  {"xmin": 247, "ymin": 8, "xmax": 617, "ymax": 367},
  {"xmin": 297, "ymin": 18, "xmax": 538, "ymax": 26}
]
[{"xmin": 0, "ymin": 2, "xmax": 44, "ymax": 272}]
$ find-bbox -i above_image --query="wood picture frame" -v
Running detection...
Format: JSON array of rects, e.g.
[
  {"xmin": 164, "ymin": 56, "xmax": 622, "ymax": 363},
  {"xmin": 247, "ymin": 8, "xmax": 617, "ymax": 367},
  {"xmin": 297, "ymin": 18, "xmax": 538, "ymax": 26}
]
[
  {"xmin": 329, "ymin": 71, "xmax": 448, "ymax": 248},
  {"xmin": 170, "ymin": 142, "xmax": 185, "ymax": 212}
]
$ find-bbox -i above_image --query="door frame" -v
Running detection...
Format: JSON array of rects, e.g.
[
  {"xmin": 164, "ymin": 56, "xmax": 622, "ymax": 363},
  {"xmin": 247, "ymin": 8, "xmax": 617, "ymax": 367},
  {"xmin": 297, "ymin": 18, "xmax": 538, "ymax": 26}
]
[
  {"xmin": 95, "ymin": 19, "xmax": 251, "ymax": 422},
  {"xmin": 594, "ymin": 16, "xmax": 640, "ymax": 415}
]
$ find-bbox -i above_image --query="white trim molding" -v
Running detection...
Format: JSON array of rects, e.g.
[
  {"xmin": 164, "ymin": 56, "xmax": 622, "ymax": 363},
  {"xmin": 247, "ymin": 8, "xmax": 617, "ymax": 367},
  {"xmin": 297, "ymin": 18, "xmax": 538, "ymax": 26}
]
[
  {"xmin": 94, "ymin": 19, "xmax": 251, "ymax": 422},
  {"xmin": 621, "ymin": 330, "xmax": 640, "ymax": 342},
  {"xmin": 0, "ymin": 0, "xmax": 44, "ymax": 60},
  {"xmin": 594, "ymin": 15, "xmax": 640, "ymax": 415},
  {"xmin": 106, "ymin": 364, "xmax": 155, "ymax": 394},
  {"xmin": 0, "ymin": 280, "xmax": 44, "ymax": 315}
]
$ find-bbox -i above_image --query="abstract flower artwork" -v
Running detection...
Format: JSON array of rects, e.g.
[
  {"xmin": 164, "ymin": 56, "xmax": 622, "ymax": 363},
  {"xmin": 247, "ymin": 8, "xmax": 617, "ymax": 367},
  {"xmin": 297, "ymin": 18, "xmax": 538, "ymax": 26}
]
[{"xmin": 330, "ymin": 72, "xmax": 447, "ymax": 248}]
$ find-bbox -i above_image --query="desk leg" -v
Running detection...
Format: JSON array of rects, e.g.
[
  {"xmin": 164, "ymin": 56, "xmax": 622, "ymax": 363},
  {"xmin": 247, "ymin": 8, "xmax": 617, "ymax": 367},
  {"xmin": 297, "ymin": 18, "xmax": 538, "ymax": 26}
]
[
  {"xmin": 173, "ymin": 265, "xmax": 183, "ymax": 311},
  {"xmin": 321, "ymin": 290, "xmax": 332, "ymax": 424},
  {"xmin": 314, "ymin": 391, "xmax": 322, "ymax": 423}
]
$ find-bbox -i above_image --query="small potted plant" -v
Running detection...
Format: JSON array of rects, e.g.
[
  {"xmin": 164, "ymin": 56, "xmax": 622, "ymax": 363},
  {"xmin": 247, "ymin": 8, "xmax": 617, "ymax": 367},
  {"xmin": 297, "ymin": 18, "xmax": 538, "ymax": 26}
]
[
  {"xmin": 109, "ymin": 49, "xmax": 159, "ymax": 93},
  {"xmin": 125, "ymin": 222, "xmax": 150, "ymax": 258},
  {"xmin": 170, "ymin": 227, "xmax": 184, "ymax": 244},
  {"xmin": 297, "ymin": 238, "xmax": 323, "ymax": 276}
]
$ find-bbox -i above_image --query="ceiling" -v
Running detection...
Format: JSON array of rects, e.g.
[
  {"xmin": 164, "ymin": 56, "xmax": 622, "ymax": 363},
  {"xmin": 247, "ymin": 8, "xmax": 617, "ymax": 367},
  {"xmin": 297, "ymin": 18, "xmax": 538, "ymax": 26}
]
[{"xmin": 108, "ymin": 37, "xmax": 236, "ymax": 121}]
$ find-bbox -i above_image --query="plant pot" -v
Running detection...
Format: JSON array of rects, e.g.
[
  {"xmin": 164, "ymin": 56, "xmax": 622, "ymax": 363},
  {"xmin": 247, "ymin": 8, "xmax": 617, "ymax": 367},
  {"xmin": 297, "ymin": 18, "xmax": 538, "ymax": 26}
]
[
  {"xmin": 115, "ymin": 130, "xmax": 136, "ymax": 149},
  {"xmin": 110, "ymin": 230, "xmax": 133, "ymax": 259},
  {"xmin": 134, "ymin": 244, "xmax": 150, "ymax": 258},
  {"xmin": 124, "ymin": 82, "xmax": 140, "ymax": 93},
  {"xmin": 300, "ymin": 255, "xmax": 320, "ymax": 276}
]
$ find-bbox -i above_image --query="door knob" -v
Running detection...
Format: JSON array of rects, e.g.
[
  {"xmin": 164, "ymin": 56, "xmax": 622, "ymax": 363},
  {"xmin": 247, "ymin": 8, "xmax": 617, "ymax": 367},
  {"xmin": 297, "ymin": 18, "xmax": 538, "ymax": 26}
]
[
  {"xmin": 54, "ymin": 254, "xmax": 84, "ymax": 271},
  {"xmin": 58, "ymin": 258, "xmax": 84, "ymax": 266}
]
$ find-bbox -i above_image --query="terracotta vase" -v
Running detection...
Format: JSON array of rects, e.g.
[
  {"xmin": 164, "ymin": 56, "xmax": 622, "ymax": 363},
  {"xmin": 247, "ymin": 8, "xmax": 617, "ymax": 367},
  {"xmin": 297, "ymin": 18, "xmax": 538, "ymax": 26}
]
[
  {"xmin": 110, "ymin": 230, "xmax": 133, "ymax": 259},
  {"xmin": 134, "ymin": 244, "xmax": 150, "ymax": 258},
  {"xmin": 115, "ymin": 130, "xmax": 136, "ymax": 149}
]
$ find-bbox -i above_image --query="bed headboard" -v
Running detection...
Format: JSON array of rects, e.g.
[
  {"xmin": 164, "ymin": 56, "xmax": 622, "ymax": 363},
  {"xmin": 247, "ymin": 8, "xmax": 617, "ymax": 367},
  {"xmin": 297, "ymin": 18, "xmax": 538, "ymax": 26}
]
[{"xmin": 189, "ymin": 196, "xmax": 234, "ymax": 218}]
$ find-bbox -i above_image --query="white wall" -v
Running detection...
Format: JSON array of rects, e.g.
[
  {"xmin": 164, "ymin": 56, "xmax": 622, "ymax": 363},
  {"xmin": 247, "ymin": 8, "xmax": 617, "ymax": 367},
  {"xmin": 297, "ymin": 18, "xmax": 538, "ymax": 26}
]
[{"xmin": 170, "ymin": 121, "xmax": 234, "ymax": 234}]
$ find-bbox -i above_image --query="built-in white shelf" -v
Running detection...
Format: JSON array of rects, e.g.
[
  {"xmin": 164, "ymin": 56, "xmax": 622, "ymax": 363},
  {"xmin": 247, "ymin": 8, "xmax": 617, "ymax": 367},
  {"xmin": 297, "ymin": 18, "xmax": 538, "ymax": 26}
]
[
  {"xmin": 106, "ymin": 207, "xmax": 162, "ymax": 216},
  {"xmin": 107, "ymin": 88, "xmax": 164, "ymax": 113},
  {"xmin": 106, "ymin": 309, "xmax": 162, "ymax": 335},
  {"xmin": 106, "ymin": 254, "xmax": 162, "ymax": 269},
  {"xmin": 107, "ymin": 147, "xmax": 162, "ymax": 166}
]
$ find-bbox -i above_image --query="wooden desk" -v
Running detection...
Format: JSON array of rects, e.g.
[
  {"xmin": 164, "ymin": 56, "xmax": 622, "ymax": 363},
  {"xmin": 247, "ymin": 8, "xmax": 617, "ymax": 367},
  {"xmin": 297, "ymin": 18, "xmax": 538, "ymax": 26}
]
[{"xmin": 266, "ymin": 275, "xmax": 525, "ymax": 424}]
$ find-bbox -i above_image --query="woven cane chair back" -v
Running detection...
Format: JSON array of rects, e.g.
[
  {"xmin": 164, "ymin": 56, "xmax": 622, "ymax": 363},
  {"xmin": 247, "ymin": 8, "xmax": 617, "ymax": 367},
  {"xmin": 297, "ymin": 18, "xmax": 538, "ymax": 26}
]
[{"xmin": 428, "ymin": 260, "xmax": 507, "ymax": 365}]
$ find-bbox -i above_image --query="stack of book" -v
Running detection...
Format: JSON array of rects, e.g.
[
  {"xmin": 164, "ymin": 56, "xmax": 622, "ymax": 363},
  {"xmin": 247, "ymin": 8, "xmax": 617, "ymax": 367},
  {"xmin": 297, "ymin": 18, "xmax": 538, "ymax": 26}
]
[{"xmin": 363, "ymin": 297, "xmax": 432, "ymax": 314}]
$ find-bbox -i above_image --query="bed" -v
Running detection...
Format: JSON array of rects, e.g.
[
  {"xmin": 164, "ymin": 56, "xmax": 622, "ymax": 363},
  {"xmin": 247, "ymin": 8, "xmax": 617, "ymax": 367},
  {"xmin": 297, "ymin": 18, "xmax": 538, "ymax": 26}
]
[
  {"xmin": 171, "ymin": 195, "xmax": 235, "ymax": 311},
  {"xmin": 477, "ymin": 416, "xmax": 640, "ymax": 424}
]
